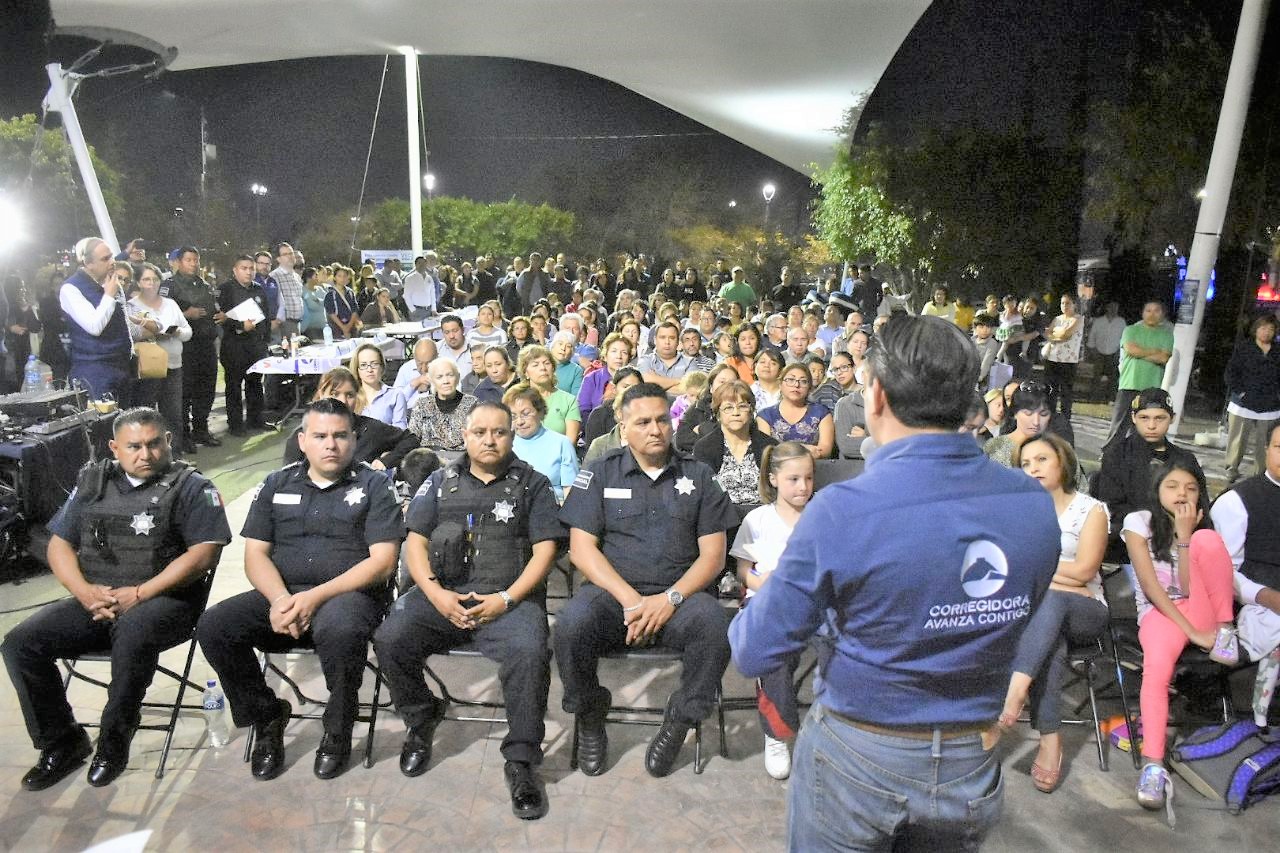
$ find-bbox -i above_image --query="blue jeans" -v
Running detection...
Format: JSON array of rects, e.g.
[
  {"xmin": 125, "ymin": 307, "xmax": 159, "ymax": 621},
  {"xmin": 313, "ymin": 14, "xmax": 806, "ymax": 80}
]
[{"xmin": 789, "ymin": 704, "xmax": 1004, "ymax": 852}]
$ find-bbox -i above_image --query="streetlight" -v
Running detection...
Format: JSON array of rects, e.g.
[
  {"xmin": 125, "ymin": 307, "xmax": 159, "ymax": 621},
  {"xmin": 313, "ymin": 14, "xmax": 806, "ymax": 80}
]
[
  {"xmin": 728, "ymin": 199, "xmax": 737, "ymax": 208},
  {"xmin": 250, "ymin": 183, "xmax": 268, "ymax": 230},
  {"xmin": 423, "ymin": 172, "xmax": 436, "ymax": 200},
  {"xmin": 0, "ymin": 194, "xmax": 25, "ymax": 254},
  {"xmin": 762, "ymin": 182, "xmax": 776, "ymax": 230}
]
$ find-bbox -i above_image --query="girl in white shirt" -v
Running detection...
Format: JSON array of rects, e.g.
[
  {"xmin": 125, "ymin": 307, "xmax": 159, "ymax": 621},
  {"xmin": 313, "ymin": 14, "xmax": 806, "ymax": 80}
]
[{"xmin": 730, "ymin": 441, "xmax": 814, "ymax": 781}]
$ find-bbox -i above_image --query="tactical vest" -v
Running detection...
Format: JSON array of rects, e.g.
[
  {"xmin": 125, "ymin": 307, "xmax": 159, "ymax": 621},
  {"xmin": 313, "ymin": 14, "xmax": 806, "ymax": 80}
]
[
  {"xmin": 76, "ymin": 461, "xmax": 195, "ymax": 587},
  {"xmin": 1234, "ymin": 475, "xmax": 1280, "ymax": 590},
  {"xmin": 434, "ymin": 460, "xmax": 535, "ymax": 594}
]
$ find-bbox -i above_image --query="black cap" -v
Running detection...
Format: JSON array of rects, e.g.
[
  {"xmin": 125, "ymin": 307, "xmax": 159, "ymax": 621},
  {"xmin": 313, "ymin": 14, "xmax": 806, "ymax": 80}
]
[{"xmin": 1131, "ymin": 387, "xmax": 1175, "ymax": 415}]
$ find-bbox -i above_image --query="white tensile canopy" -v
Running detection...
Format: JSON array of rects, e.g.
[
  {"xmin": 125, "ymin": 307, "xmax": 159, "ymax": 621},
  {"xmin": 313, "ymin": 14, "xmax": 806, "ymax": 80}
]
[{"xmin": 50, "ymin": 0, "xmax": 932, "ymax": 174}]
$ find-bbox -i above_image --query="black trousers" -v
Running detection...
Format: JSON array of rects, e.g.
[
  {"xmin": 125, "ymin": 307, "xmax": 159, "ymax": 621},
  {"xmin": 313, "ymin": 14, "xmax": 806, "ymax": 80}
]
[
  {"xmin": 373, "ymin": 589, "xmax": 551, "ymax": 765},
  {"xmin": 220, "ymin": 340, "xmax": 264, "ymax": 430},
  {"xmin": 196, "ymin": 589, "xmax": 384, "ymax": 736},
  {"xmin": 182, "ymin": 342, "xmax": 218, "ymax": 436},
  {"xmin": 1, "ymin": 594, "xmax": 202, "ymax": 748},
  {"xmin": 554, "ymin": 585, "xmax": 732, "ymax": 726},
  {"xmin": 1043, "ymin": 359, "xmax": 1078, "ymax": 419}
]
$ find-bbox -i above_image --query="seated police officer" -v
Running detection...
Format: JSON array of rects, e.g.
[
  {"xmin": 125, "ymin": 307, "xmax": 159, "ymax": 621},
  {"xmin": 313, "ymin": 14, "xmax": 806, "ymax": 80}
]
[
  {"xmin": 1, "ymin": 407, "xmax": 230, "ymax": 790},
  {"xmin": 374, "ymin": 401, "xmax": 563, "ymax": 819},
  {"xmin": 197, "ymin": 398, "xmax": 402, "ymax": 781},
  {"xmin": 557, "ymin": 382, "xmax": 735, "ymax": 777}
]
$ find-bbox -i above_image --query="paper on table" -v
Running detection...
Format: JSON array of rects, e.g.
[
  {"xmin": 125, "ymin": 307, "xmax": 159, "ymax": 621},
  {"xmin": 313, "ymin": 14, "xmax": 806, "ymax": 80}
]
[{"xmin": 225, "ymin": 298, "xmax": 266, "ymax": 324}]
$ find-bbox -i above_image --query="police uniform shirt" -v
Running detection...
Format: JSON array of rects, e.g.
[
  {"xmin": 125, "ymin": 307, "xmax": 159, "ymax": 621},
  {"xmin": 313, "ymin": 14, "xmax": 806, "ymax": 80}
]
[
  {"xmin": 559, "ymin": 446, "xmax": 733, "ymax": 594},
  {"xmin": 49, "ymin": 465, "xmax": 232, "ymax": 557},
  {"xmin": 241, "ymin": 462, "xmax": 403, "ymax": 588},
  {"xmin": 406, "ymin": 455, "xmax": 564, "ymax": 587}
]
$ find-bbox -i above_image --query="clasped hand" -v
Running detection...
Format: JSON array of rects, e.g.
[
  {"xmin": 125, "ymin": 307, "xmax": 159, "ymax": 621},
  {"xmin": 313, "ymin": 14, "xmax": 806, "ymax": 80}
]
[
  {"xmin": 81, "ymin": 585, "xmax": 143, "ymax": 621},
  {"xmin": 623, "ymin": 594, "xmax": 675, "ymax": 646},
  {"xmin": 431, "ymin": 589, "xmax": 505, "ymax": 630},
  {"xmin": 270, "ymin": 590, "xmax": 319, "ymax": 638}
]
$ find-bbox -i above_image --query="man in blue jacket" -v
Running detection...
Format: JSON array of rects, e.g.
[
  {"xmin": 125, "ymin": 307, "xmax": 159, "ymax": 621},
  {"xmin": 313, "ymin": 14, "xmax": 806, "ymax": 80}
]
[{"xmin": 730, "ymin": 314, "xmax": 1059, "ymax": 851}]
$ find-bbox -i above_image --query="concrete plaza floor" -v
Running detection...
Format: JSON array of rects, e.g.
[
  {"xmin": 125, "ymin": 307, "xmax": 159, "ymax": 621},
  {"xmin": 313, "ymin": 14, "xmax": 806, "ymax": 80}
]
[{"xmin": 0, "ymin": 411, "xmax": 1275, "ymax": 851}]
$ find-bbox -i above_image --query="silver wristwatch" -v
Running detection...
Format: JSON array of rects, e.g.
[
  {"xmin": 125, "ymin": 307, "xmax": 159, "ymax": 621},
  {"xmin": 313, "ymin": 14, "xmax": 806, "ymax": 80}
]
[
  {"xmin": 498, "ymin": 590, "xmax": 515, "ymax": 610},
  {"xmin": 665, "ymin": 588, "xmax": 685, "ymax": 608}
]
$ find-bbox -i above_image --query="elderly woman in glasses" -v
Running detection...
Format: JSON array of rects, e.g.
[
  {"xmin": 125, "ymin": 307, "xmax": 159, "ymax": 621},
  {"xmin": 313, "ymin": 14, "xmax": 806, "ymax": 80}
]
[
  {"xmin": 694, "ymin": 380, "xmax": 777, "ymax": 521},
  {"xmin": 347, "ymin": 343, "xmax": 408, "ymax": 428},
  {"xmin": 756, "ymin": 363, "xmax": 834, "ymax": 459}
]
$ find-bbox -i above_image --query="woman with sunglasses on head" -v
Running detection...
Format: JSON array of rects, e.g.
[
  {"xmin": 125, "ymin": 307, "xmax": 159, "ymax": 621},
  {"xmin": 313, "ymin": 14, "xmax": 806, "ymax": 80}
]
[
  {"xmin": 284, "ymin": 367, "xmax": 417, "ymax": 470},
  {"xmin": 756, "ymin": 363, "xmax": 834, "ymax": 459},
  {"xmin": 984, "ymin": 382, "xmax": 1052, "ymax": 468},
  {"xmin": 998, "ymin": 433, "xmax": 1110, "ymax": 794}
]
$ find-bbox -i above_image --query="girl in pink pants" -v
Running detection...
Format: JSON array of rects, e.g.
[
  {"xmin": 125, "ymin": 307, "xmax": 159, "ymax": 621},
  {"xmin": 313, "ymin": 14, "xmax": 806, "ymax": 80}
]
[{"xmin": 1123, "ymin": 461, "xmax": 1236, "ymax": 820}]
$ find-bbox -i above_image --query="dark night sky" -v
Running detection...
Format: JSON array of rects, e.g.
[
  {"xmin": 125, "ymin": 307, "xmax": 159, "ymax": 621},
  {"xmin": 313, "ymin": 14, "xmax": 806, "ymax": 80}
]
[{"xmin": 2, "ymin": 0, "xmax": 1276, "ymax": 252}]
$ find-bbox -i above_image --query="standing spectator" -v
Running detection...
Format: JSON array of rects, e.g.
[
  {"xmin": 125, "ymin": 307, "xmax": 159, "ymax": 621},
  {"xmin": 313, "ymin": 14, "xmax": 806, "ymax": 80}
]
[
  {"xmin": 300, "ymin": 267, "xmax": 328, "ymax": 340},
  {"xmin": 1087, "ymin": 301, "xmax": 1127, "ymax": 399},
  {"xmin": 34, "ymin": 265, "xmax": 69, "ymax": 383},
  {"xmin": 972, "ymin": 313, "xmax": 1000, "ymax": 389},
  {"xmin": 252, "ymin": 251, "xmax": 281, "ymax": 343},
  {"xmin": 160, "ymin": 246, "xmax": 224, "ymax": 450},
  {"xmin": 60, "ymin": 238, "xmax": 133, "ymax": 402},
  {"xmin": 324, "ymin": 266, "xmax": 361, "ymax": 340},
  {"xmin": 217, "ymin": 255, "xmax": 271, "ymax": 437},
  {"xmin": 1223, "ymin": 314, "xmax": 1280, "ymax": 483},
  {"xmin": 127, "ymin": 263, "xmax": 191, "ymax": 456},
  {"xmin": 718, "ymin": 267, "xmax": 756, "ymax": 311},
  {"xmin": 1108, "ymin": 300, "xmax": 1174, "ymax": 439},
  {"xmin": 1042, "ymin": 294, "xmax": 1084, "ymax": 419},
  {"xmin": 269, "ymin": 243, "xmax": 303, "ymax": 340},
  {"xmin": 729, "ymin": 314, "xmax": 1058, "ymax": 851},
  {"xmin": 850, "ymin": 264, "xmax": 884, "ymax": 317},
  {"xmin": 921, "ymin": 284, "xmax": 957, "ymax": 324},
  {"xmin": 402, "ymin": 255, "xmax": 439, "ymax": 321},
  {"xmin": 516, "ymin": 252, "xmax": 550, "ymax": 315}
]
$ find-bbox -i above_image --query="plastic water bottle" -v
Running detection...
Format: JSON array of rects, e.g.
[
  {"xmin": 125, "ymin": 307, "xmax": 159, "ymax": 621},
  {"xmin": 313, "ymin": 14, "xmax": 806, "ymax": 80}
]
[
  {"xmin": 202, "ymin": 679, "xmax": 230, "ymax": 747},
  {"xmin": 37, "ymin": 360, "xmax": 53, "ymax": 390},
  {"xmin": 21, "ymin": 355, "xmax": 40, "ymax": 392},
  {"xmin": 322, "ymin": 325, "xmax": 334, "ymax": 346}
]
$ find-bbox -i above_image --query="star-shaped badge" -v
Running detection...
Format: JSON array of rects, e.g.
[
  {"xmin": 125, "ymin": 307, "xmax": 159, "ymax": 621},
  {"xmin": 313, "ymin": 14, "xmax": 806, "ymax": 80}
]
[
  {"xmin": 674, "ymin": 476, "xmax": 696, "ymax": 496},
  {"xmin": 130, "ymin": 512, "xmax": 156, "ymax": 536},
  {"xmin": 493, "ymin": 499, "xmax": 516, "ymax": 523},
  {"xmin": 344, "ymin": 486, "xmax": 366, "ymax": 506}
]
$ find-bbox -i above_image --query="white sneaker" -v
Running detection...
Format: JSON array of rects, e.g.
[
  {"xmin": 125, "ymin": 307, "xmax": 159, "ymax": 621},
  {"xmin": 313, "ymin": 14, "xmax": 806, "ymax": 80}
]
[{"xmin": 764, "ymin": 735, "xmax": 791, "ymax": 780}]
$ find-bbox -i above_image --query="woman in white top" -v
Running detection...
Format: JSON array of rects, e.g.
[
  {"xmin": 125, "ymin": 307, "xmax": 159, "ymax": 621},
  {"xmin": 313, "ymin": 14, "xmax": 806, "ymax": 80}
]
[
  {"xmin": 465, "ymin": 303, "xmax": 507, "ymax": 349},
  {"xmin": 1042, "ymin": 293, "xmax": 1084, "ymax": 419},
  {"xmin": 127, "ymin": 262, "xmax": 192, "ymax": 454},
  {"xmin": 730, "ymin": 441, "xmax": 814, "ymax": 781},
  {"xmin": 998, "ymin": 433, "xmax": 1109, "ymax": 794}
]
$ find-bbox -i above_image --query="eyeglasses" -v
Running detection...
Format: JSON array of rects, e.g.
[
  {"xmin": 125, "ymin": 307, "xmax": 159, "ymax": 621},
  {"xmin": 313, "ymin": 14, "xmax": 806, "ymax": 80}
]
[
  {"xmin": 357, "ymin": 362, "xmax": 382, "ymax": 371},
  {"xmin": 782, "ymin": 377, "xmax": 811, "ymax": 387},
  {"xmin": 719, "ymin": 404, "xmax": 753, "ymax": 414},
  {"xmin": 833, "ymin": 364, "xmax": 855, "ymax": 373}
]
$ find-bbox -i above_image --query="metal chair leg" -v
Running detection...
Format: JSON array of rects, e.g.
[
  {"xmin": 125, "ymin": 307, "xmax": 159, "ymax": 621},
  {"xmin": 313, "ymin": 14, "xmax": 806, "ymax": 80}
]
[
  {"xmin": 1084, "ymin": 658, "xmax": 1108, "ymax": 772},
  {"xmin": 156, "ymin": 640, "xmax": 200, "ymax": 779}
]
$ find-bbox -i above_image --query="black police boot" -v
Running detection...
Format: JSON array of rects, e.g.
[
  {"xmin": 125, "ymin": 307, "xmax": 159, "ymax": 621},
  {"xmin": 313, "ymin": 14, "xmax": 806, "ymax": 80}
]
[
  {"xmin": 20, "ymin": 726, "xmax": 92, "ymax": 792},
  {"xmin": 250, "ymin": 698, "xmax": 292, "ymax": 781},
  {"xmin": 574, "ymin": 709, "xmax": 608, "ymax": 777},
  {"xmin": 313, "ymin": 729, "xmax": 352, "ymax": 780},
  {"xmin": 86, "ymin": 726, "xmax": 135, "ymax": 787},
  {"xmin": 398, "ymin": 717, "xmax": 442, "ymax": 778},
  {"xmin": 645, "ymin": 702, "xmax": 692, "ymax": 778},
  {"xmin": 504, "ymin": 760, "xmax": 547, "ymax": 820}
]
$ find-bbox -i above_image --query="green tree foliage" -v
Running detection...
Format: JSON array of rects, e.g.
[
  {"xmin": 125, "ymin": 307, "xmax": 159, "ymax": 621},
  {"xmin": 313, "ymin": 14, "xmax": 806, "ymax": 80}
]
[
  {"xmin": 0, "ymin": 113, "xmax": 125, "ymax": 250},
  {"xmin": 296, "ymin": 196, "xmax": 578, "ymax": 265},
  {"xmin": 813, "ymin": 124, "xmax": 1080, "ymax": 305}
]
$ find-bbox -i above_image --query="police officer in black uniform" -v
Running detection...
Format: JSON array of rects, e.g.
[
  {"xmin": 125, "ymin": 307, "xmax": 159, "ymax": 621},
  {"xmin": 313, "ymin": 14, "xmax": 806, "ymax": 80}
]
[
  {"xmin": 161, "ymin": 246, "xmax": 224, "ymax": 452},
  {"xmin": 197, "ymin": 397, "xmax": 402, "ymax": 781},
  {"xmin": 557, "ymin": 383, "xmax": 735, "ymax": 778},
  {"xmin": 1, "ymin": 407, "xmax": 231, "ymax": 790},
  {"xmin": 374, "ymin": 401, "xmax": 562, "ymax": 819},
  {"xmin": 217, "ymin": 254, "xmax": 271, "ymax": 436}
]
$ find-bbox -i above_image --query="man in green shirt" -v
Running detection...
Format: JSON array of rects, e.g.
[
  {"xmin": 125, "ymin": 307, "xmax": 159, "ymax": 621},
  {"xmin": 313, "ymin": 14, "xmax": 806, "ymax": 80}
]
[
  {"xmin": 1108, "ymin": 299, "xmax": 1174, "ymax": 438},
  {"xmin": 717, "ymin": 267, "xmax": 756, "ymax": 312}
]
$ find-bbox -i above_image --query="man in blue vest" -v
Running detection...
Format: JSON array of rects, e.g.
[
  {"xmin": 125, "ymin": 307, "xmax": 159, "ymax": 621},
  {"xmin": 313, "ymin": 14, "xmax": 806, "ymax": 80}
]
[
  {"xmin": 730, "ymin": 314, "xmax": 1059, "ymax": 850},
  {"xmin": 1, "ymin": 407, "xmax": 231, "ymax": 790},
  {"xmin": 59, "ymin": 237, "xmax": 132, "ymax": 401}
]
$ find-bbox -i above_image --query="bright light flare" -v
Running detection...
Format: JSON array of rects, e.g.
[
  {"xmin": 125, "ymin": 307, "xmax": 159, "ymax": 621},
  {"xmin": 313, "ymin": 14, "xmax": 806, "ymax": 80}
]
[{"xmin": 0, "ymin": 196, "xmax": 25, "ymax": 253}]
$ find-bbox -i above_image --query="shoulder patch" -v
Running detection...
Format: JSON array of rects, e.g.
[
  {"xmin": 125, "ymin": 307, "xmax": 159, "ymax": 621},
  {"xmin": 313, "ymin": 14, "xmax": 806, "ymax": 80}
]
[
  {"xmin": 203, "ymin": 486, "xmax": 223, "ymax": 507},
  {"xmin": 249, "ymin": 482, "xmax": 265, "ymax": 503},
  {"xmin": 572, "ymin": 470, "xmax": 594, "ymax": 490}
]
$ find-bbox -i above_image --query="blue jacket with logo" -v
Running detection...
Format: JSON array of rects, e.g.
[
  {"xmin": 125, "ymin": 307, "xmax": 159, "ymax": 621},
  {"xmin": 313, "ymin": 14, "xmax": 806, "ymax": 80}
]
[{"xmin": 730, "ymin": 432, "xmax": 1059, "ymax": 727}]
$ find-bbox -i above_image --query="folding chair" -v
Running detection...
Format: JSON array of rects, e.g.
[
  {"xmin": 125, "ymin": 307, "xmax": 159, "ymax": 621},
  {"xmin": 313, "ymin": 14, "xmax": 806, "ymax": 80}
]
[
  {"xmin": 60, "ymin": 569, "xmax": 217, "ymax": 780},
  {"xmin": 1061, "ymin": 638, "xmax": 1113, "ymax": 771},
  {"xmin": 423, "ymin": 642, "xmax": 509, "ymax": 725},
  {"xmin": 569, "ymin": 646, "xmax": 725, "ymax": 775}
]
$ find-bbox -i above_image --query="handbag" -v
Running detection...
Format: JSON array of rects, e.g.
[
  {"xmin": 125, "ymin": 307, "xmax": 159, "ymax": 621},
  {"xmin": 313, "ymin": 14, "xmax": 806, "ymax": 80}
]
[{"xmin": 133, "ymin": 341, "xmax": 168, "ymax": 379}]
